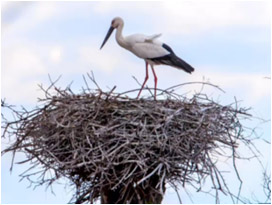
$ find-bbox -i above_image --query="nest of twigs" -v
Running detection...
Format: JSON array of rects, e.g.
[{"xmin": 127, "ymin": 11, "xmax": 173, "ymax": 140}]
[{"xmin": 2, "ymin": 79, "xmax": 252, "ymax": 204}]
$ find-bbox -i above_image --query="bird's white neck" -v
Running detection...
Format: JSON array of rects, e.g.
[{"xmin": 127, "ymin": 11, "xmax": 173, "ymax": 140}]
[{"xmin": 115, "ymin": 23, "xmax": 128, "ymax": 49}]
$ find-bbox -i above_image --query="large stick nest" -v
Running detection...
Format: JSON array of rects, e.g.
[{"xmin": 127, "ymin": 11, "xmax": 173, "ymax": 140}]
[{"xmin": 2, "ymin": 79, "xmax": 252, "ymax": 204}]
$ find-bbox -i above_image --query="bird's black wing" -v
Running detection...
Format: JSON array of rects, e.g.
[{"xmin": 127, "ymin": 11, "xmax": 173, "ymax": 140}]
[{"xmin": 148, "ymin": 43, "xmax": 195, "ymax": 74}]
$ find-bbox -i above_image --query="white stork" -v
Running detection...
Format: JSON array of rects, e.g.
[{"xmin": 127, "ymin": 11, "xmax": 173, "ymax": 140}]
[{"xmin": 100, "ymin": 17, "xmax": 195, "ymax": 99}]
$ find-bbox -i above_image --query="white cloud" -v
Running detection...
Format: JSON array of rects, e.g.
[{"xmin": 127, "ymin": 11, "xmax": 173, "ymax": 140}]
[
  {"xmin": 3, "ymin": 1, "xmax": 270, "ymax": 39},
  {"xmin": 2, "ymin": 1, "xmax": 58, "ymax": 35},
  {"xmin": 79, "ymin": 46, "xmax": 120, "ymax": 73},
  {"xmin": 2, "ymin": 42, "xmax": 67, "ymax": 103},
  {"xmin": 186, "ymin": 68, "xmax": 271, "ymax": 105},
  {"xmin": 2, "ymin": 44, "xmax": 46, "ymax": 103},
  {"xmin": 78, "ymin": 39, "xmax": 142, "ymax": 75},
  {"xmin": 158, "ymin": 1, "xmax": 270, "ymax": 35},
  {"xmin": 90, "ymin": 1, "xmax": 270, "ymax": 36},
  {"xmin": 50, "ymin": 46, "xmax": 63, "ymax": 63},
  {"xmin": 2, "ymin": 45, "xmax": 47, "ymax": 79}
]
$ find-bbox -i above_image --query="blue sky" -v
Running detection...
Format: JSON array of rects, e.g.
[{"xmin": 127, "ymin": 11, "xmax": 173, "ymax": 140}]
[{"xmin": 1, "ymin": 1, "xmax": 271, "ymax": 204}]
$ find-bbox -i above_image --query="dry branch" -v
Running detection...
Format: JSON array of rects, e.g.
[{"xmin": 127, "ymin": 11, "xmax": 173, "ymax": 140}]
[{"xmin": 2, "ymin": 79, "xmax": 253, "ymax": 204}]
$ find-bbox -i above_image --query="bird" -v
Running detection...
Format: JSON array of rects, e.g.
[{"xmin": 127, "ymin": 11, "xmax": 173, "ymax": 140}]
[{"xmin": 100, "ymin": 17, "xmax": 195, "ymax": 99}]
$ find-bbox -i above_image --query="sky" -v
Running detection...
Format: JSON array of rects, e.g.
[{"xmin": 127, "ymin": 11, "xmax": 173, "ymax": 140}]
[{"xmin": 1, "ymin": 1, "xmax": 271, "ymax": 204}]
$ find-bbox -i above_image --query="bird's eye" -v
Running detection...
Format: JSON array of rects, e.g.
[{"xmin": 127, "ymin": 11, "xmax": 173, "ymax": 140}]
[{"xmin": 111, "ymin": 20, "xmax": 115, "ymax": 25}]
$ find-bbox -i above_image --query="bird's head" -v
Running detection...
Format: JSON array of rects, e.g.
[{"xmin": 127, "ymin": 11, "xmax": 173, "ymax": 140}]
[
  {"xmin": 100, "ymin": 17, "xmax": 124, "ymax": 49},
  {"xmin": 111, "ymin": 17, "xmax": 123, "ymax": 28}
]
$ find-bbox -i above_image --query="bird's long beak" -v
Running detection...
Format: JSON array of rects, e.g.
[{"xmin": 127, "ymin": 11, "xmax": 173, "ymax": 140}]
[{"xmin": 100, "ymin": 26, "xmax": 114, "ymax": 49}]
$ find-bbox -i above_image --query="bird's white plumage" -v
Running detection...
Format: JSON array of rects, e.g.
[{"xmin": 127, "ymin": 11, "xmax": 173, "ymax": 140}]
[
  {"xmin": 144, "ymin": 33, "xmax": 162, "ymax": 42},
  {"xmin": 124, "ymin": 33, "xmax": 170, "ymax": 59}
]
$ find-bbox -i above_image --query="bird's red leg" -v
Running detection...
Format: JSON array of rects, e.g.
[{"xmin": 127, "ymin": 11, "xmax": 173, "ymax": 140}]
[
  {"xmin": 137, "ymin": 61, "xmax": 149, "ymax": 99},
  {"xmin": 151, "ymin": 65, "xmax": 157, "ymax": 100}
]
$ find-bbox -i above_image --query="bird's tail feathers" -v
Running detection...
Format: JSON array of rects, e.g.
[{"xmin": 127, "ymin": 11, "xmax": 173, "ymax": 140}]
[
  {"xmin": 149, "ymin": 54, "xmax": 195, "ymax": 74},
  {"xmin": 171, "ymin": 55, "xmax": 194, "ymax": 73}
]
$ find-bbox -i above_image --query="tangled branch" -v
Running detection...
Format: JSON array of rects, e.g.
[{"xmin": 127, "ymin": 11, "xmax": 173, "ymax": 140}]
[{"xmin": 2, "ymin": 77, "xmax": 255, "ymax": 204}]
